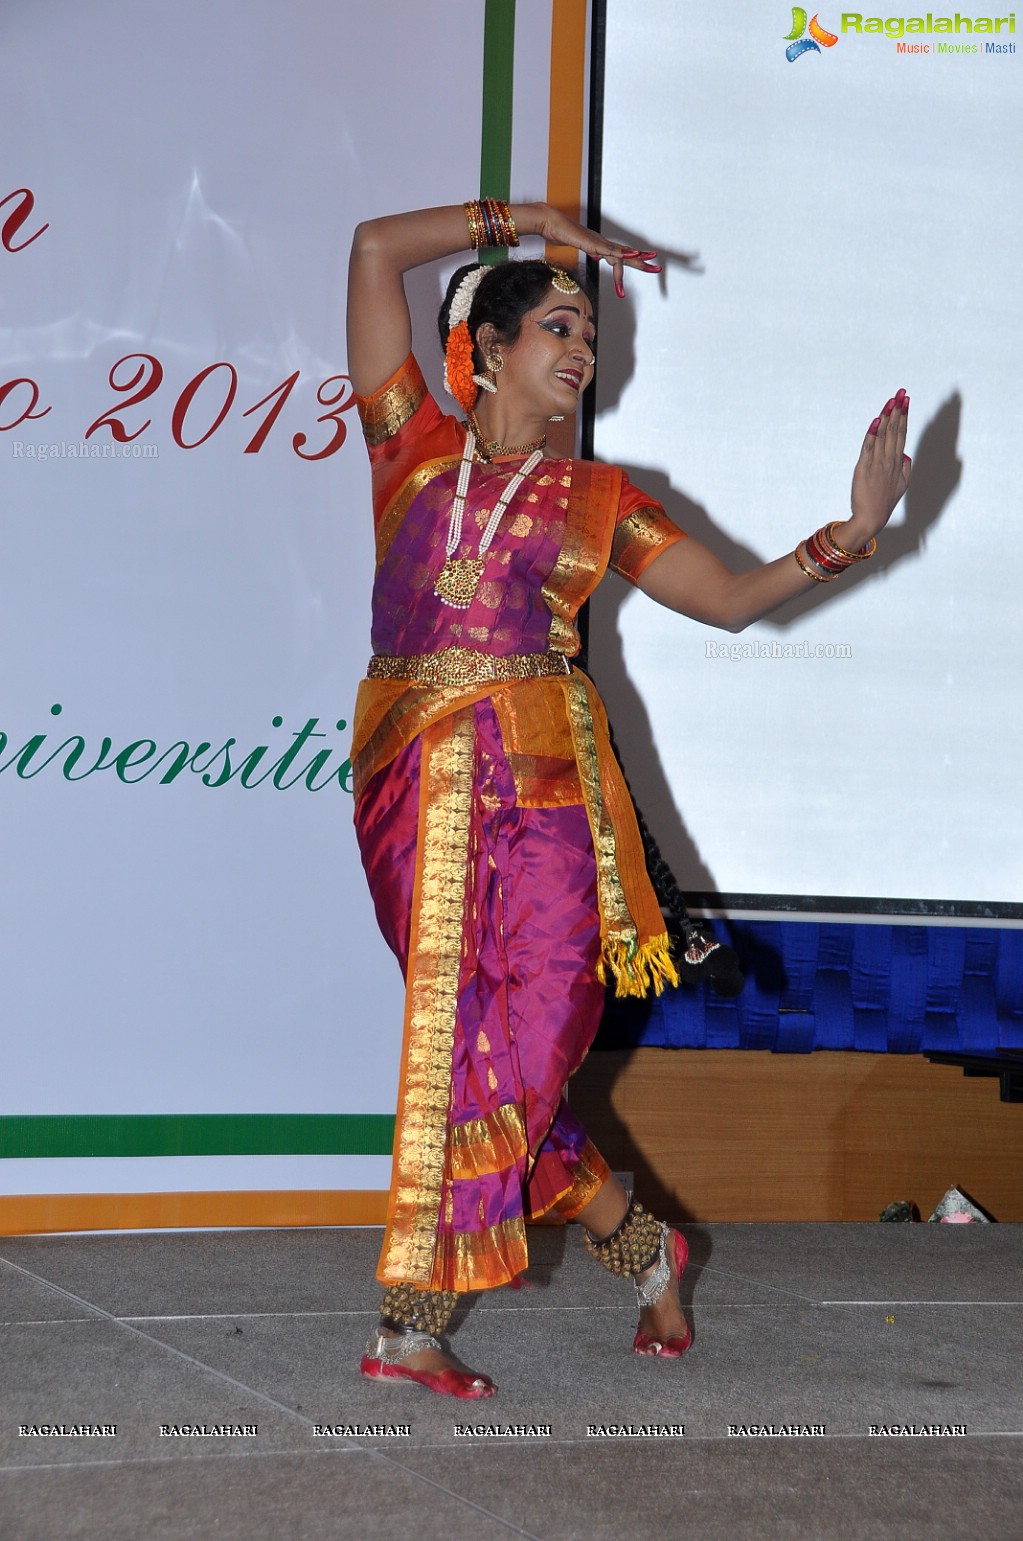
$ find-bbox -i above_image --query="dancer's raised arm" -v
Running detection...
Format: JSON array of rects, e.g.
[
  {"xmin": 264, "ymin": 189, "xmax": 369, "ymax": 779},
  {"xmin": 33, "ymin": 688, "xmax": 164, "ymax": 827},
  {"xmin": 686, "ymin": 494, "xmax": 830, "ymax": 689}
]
[{"xmin": 345, "ymin": 201, "xmax": 660, "ymax": 396}]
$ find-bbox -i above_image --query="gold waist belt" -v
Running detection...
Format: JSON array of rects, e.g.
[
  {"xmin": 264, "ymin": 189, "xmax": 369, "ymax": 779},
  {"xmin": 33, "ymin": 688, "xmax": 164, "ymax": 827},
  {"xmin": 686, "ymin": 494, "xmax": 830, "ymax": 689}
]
[{"xmin": 366, "ymin": 647, "xmax": 572, "ymax": 689}]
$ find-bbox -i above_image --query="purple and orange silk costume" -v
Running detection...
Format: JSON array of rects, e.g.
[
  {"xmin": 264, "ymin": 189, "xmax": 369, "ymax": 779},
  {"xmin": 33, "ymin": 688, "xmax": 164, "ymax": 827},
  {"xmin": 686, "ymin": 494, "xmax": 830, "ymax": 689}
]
[{"xmin": 351, "ymin": 355, "xmax": 686, "ymax": 1295}]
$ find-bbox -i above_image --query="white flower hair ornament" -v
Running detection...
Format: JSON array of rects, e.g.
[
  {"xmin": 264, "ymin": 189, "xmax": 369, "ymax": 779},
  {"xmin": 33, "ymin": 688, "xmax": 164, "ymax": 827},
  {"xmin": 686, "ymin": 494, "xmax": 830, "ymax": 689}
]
[{"xmin": 443, "ymin": 266, "xmax": 489, "ymax": 401}]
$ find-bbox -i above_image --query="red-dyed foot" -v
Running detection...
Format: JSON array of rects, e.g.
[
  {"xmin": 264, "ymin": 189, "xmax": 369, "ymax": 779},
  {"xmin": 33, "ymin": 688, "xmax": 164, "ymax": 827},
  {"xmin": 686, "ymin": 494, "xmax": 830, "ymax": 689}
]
[
  {"xmin": 360, "ymin": 1353, "xmax": 496, "ymax": 1398},
  {"xmin": 360, "ymin": 1330, "xmax": 496, "ymax": 1398},
  {"xmin": 633, "ymin": 1229, "xmax": 692, "ymax": 1357}
]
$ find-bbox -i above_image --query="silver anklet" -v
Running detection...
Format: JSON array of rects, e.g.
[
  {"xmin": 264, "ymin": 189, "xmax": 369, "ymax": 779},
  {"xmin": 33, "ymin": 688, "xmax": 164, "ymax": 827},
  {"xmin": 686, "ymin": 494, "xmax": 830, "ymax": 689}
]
[
  {"xmin": 634, "ymin": 1224, "xmax": 671, "ymax": 1308},
  {"xmin": 365, "ymin": 1327, "xmax": 441, "ymax": 1362}
]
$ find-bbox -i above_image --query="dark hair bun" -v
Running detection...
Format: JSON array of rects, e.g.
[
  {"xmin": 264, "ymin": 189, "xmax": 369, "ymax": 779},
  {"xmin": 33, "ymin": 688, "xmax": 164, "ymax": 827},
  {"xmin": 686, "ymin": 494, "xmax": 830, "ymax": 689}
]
[{"xmin": 438, "ymin": 260, "xmax": 589, "ymax": 371}]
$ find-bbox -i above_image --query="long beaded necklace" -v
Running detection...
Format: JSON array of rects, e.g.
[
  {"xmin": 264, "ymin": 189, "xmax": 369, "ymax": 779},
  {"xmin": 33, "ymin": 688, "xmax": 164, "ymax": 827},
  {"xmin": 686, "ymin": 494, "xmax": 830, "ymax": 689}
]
[{"xmin": 434, "ymin": 430, "xmax": 544, "ymax": 609}]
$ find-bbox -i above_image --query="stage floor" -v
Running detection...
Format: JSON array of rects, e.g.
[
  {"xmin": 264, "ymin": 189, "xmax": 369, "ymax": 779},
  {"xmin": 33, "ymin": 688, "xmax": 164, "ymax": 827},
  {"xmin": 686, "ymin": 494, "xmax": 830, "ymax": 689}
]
[{"xmin": 2, "ymin": 1223, "xmax": 1021, "ymax": 1539}]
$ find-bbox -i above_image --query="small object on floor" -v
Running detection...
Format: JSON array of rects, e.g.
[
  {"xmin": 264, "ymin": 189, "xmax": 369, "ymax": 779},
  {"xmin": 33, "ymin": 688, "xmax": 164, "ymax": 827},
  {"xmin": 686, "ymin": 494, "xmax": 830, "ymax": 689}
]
[
  {"xmin": 928, "ymin": 1185, "xmax": 995, "ymax": 1223},
  {"xmin": 879, "ymin": 1200, "xmax": 919, "ymax": 1222}
]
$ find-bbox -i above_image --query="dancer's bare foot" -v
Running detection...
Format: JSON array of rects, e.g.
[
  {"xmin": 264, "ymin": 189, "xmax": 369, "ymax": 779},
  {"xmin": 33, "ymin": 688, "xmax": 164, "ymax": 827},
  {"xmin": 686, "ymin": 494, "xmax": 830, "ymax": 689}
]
[
  {"xmin": 635, "ymin": 1230, "xmax": 691, "ymax": 1355},
  {"xmin": 637, "ymin": 1249, "xmax": 686, "ymax": 1338},
  {"xmin": 361, "ymin": 1328, "xmax": 496, "ymax": 1397},
  {"xmin": 376, "ymin": 1328, "xmax": 462, "ymax": 1377}
]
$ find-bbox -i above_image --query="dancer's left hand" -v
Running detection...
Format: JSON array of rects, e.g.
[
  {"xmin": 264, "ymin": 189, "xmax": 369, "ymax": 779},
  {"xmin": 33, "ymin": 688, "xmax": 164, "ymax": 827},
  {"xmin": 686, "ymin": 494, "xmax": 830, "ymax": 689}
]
[{"xmin": 848, "ymin": 389, "xmax": 912, "ymax": 537}]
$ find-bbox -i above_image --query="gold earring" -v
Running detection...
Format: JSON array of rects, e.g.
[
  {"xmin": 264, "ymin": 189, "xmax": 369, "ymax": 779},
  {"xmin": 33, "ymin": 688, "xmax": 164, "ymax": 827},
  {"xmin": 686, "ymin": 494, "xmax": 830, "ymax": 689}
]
[{"xmin": 472, "ymin": 352, "xmax": 504, "ymax": 394}]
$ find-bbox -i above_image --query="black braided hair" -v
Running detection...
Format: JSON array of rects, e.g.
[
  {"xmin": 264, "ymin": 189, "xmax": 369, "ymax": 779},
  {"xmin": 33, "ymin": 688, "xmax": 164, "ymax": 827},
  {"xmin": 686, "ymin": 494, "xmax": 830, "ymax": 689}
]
[
  {"xmin": 438, "ymin": 261, "xmax": 595, "ymax": 374},
  {"xmin": 602, "ymin": 717, "xmax": 745, "ymax": 997}
]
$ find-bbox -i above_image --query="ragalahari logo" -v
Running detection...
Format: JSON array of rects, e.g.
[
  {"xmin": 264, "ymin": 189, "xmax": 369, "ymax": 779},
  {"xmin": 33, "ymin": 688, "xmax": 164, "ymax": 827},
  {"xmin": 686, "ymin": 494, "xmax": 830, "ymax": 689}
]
[{"xmin": 785, "ymin": 7, "xmax": 840, "ymax": 57}]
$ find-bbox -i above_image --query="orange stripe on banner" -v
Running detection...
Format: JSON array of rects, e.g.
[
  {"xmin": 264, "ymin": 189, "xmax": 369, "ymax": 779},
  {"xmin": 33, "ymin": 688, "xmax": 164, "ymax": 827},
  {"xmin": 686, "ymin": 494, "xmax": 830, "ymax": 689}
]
[
  {"xmin": 545, "ymin": 0, "xmax": 590, "ymax": 457},
  {"xmin": 545, "ymin": 0, "xmax": 588, "ymax": 268},
  {"xmin": 0, "ymin": 1190, "xmax": 388, "ymax": 1236}
]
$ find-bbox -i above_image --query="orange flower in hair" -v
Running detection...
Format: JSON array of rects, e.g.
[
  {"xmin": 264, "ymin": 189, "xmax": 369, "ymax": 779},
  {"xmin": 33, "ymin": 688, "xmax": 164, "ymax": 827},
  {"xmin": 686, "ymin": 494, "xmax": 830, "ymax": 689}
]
[{"xmin": 444, "ymin": 319, "xmax": 478, "ymax": 414}]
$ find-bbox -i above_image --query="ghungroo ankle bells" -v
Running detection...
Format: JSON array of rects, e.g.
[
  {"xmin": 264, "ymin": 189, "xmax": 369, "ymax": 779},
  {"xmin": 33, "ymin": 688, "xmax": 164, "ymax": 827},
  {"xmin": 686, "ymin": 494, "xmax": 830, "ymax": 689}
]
[
  {"xmin": 583, "ymin": 1197, "xmax": 665, "ymax": 1279},
  {"xmin": 379, "ymin": 1283, "xmax": 458, "ymax": 1338}
]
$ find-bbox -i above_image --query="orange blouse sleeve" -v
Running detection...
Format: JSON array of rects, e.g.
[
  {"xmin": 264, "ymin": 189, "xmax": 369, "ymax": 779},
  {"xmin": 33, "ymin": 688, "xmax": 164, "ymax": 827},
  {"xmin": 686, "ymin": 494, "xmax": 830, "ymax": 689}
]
[
  {"xmin": 354, "ymin": 354, "xmax": 461, "ymax": 528},
  {"xmin": 608, "ymin": 471, "xmax": 687, "ymax": 585}
]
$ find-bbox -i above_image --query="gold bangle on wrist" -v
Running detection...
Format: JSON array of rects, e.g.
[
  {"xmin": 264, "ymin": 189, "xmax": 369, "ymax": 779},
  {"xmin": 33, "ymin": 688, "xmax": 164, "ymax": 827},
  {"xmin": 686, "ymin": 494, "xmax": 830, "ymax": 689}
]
[
  {"xmin": 823, "ymin": 522, "xmax": 877, "ymax": 562},
  {"xmin": 464, "ymin": 197, "xmax": 519, "ymax": 251},
  {"xmin": 794, "ymin": 544, "xmax": 831, "ymax": 583},
  {"xmin": 485, "ymin": 198, "xmax": 519, "ymax": 247},
  {"xmin": 464, "ymin": 200, "xmax": 485, "ymax": 250}
]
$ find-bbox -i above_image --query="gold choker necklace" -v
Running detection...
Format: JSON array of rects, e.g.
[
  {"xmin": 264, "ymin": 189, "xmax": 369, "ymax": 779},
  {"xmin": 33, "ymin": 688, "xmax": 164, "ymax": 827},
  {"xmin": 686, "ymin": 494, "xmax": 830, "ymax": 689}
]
[{"xmin": 466, "ymin": 410, "xmax": 546, "ymax": 463}]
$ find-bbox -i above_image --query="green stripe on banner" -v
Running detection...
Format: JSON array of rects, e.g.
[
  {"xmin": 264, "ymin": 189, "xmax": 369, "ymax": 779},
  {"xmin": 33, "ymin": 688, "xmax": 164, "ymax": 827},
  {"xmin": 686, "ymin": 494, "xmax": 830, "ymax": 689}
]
[
  {"xmin": 0, "ymin": 1114, "xmax": 395, "ymax": 1160},
  {"xmin": 480, "ymin": 0, "xmax": 516, "ymax": 263}
]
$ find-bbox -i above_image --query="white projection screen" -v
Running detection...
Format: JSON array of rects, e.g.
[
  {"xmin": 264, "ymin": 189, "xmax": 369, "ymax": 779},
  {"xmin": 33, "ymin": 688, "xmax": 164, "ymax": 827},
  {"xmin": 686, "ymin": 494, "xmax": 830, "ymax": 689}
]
[{"xmin": 590, "ymin": 1, "xmax": 1020, "ymax": 917}]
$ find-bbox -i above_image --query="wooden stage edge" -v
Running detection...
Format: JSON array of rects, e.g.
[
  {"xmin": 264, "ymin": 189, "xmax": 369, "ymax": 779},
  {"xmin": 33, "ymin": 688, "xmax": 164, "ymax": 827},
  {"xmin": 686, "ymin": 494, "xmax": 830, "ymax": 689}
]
[{"xmin": 569, "ymin": 1049, "xmax": 1023, "ymax": 1224}]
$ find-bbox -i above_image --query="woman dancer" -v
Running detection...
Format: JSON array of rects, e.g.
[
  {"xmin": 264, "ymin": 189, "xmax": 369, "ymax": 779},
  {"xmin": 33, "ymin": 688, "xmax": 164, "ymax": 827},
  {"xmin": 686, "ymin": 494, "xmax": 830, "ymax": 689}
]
[{"xmin": 347, "ymin": 199, "xmax": 910, "ymax": 1398}]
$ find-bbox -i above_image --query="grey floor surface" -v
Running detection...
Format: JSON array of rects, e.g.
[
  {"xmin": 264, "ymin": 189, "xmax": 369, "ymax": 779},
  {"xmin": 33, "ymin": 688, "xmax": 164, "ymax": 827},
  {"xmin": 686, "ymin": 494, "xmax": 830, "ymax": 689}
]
[{"xmin": 1, "ymin": 1223, "xmax": 1021, "ymax": 1540}]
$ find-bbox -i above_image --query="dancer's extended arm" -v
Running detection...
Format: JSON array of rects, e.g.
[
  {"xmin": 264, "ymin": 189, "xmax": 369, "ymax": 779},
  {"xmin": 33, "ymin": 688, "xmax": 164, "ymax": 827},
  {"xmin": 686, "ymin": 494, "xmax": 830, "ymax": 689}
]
[{"xmin": 638, "ymin": 396, "xmax": 912, "ymax": 631}]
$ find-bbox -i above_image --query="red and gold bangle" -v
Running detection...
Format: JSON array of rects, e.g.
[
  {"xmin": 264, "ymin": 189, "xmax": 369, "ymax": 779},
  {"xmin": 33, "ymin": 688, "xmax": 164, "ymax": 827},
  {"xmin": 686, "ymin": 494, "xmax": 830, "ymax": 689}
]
[
  {"xmin": 794, "ymin": 542, "xmax": 834, "ymax": 582},
  {"xmin": 821, "ymin": 522, "xmax": 877, "ymax": 562},
  {"xmin": 465, "ymin": 197, "xmax": 520, "ymax": 250},
  {"xmin": 796, "ymin": 521, "xmax": 879, "ymax": 584},
  {"xmin": 483, "ymin": 197, "xmax": 519, "ymax": 247},
  {"xmin": 805, "ymin": 529, "xmax": 849, "ymax": 574}
]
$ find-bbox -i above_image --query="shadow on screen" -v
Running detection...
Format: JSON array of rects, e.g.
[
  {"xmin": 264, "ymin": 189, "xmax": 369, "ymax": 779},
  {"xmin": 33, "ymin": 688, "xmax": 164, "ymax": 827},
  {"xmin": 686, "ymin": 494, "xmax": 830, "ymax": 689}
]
[{"xmin": 583, "ymin": 296, "xmax": 964, "ymax": 888}]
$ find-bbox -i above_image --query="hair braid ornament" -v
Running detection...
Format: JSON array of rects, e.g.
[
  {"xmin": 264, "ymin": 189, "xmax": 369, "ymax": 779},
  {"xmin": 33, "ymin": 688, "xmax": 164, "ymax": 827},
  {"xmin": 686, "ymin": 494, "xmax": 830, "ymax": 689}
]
[
  {"xmin": 444, "ymin": 321, "xmax": 478, "ymax": 415},
  {"xmin": 443, "ymin": 266, "xmax": 490, "ymax": 414}
]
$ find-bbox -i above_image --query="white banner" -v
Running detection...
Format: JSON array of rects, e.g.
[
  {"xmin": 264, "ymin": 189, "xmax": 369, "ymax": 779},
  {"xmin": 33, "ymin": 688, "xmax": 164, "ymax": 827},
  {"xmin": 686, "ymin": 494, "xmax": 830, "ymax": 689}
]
[{"xmin": 2, "ymin": 0, "xmax": 569, "ymax": 1208}]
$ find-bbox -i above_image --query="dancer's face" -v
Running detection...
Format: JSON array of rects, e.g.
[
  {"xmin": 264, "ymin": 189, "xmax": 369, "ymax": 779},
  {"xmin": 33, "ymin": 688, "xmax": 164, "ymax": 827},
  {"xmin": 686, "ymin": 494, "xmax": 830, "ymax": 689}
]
[{"xmin": 491, "ymin": 288, "xmax": 596, "ymax": 417}]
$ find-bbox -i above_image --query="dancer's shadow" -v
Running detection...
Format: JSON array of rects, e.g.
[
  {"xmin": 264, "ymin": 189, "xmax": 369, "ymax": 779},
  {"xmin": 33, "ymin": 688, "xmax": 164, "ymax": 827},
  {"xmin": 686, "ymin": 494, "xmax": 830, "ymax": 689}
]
[
  {"xmin": 586, "ymin": 389, "xmax": 964, "ymax": 897},
  {"xmin": 579, "ymin": 260, "xmax": 962, "ymax": 1278}
]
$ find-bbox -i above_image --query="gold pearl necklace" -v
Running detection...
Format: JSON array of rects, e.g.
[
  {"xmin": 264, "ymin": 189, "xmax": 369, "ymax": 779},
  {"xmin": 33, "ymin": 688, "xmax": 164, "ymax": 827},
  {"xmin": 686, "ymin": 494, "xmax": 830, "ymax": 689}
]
[{"xmin": 434, "ymin": 430, "xmax": 544, "ymax": 609}]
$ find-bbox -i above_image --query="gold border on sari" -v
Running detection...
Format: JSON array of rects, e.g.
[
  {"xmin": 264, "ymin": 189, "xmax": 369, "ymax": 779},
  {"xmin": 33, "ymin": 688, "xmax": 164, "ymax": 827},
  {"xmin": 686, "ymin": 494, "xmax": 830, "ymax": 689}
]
[
  {"xmin": 542, "ymin": 461, "xmax": 621, "ymax": 653},
  {"xmin": 357, "ymin": 360, "xmax": 427, "ymax": 447},
  {"xmin": 610, "ymin": 504, "xmax": 687, "ymax": 585},
  {"xmin": 427, "ymin": 1216, "xmax": 529, "ymax": 1292},
  {"xmin": 351, "ymin": 679, "xmax": 495, "ymax": 799},
  {"xmin": 564, "ymin": 673, "xmax": 679, "ymax": 999},
  {"xmin": 448, "ymin": 1103, "xmax": 529, "ymax": 1182},
  {"xmin": 378, "ymin": 708, "xmax": 475, "ymax": 1286},
  {"xmin": 544, "ymin": 1139, "xmax": 612, "ymax": 1221},
  {"xmin": 564, "ymin": 675, "xmax": 636, "ymax": 942}
]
